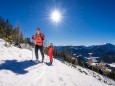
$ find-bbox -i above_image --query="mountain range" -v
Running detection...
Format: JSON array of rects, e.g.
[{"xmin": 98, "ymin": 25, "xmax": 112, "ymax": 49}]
[{"xmin": 54, "ymin": 43, "xmax": 115, "ymax": 63}]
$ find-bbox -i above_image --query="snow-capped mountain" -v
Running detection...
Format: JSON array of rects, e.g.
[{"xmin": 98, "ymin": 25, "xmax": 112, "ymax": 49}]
[{"xmin": 54, "ymin": 43, "xmax": 115, "ymax": 63}]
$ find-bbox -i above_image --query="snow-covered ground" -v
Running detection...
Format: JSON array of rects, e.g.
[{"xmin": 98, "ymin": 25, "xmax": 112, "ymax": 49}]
[
  {"xmin": 109, "ymin": 63, "xmax": 115, "ymax": 67},
  {"xmin": 0, "ymin": 39, "xmax": 115, "ymax": 86}
]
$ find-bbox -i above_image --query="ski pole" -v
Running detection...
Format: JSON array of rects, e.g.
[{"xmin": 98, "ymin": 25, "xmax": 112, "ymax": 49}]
[
  {"xmin": 30, "ymin": 46, "xmax": 33, "ymax": 62},
  {"xmin": 30, "ymin": 40, "xmax": 34, "ymax": 61},
  {"xmin": 30, "ymin": 46, "xmax": 33, "ymax": 61}
]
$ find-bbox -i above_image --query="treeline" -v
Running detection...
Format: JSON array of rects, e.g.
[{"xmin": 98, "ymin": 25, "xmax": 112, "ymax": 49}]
[
  {"xmin": 53, "ymin": 50, "xmax": 115, "ymax": 81},
  {"xmin": 0, "ymin": 16, "xmax": 32, "ymax": 44}
]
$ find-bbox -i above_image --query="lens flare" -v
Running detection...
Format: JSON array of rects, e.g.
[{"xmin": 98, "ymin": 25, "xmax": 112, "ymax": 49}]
[
  {"xmin": 50, "ymin": 10, "xmax": 61, "ymax": 23},
  {"xmin": 47, "ymin": 7, "xmax": 65, "ymax": 26}
]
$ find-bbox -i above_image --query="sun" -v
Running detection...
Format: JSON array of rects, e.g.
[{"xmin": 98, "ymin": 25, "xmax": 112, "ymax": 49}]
[
  {"xmin": 50, "ymin": 10, "xmax": 61, "ymax": 23},
  {"xmin": 48, "ymin": 8, "xmax": 64, "ymax": 26}
]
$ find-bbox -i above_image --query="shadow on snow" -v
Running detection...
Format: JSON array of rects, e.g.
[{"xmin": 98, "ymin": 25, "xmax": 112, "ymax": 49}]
[{"xmin": 0, "ymin": 60, "xmax": 38, "ymax": 74}]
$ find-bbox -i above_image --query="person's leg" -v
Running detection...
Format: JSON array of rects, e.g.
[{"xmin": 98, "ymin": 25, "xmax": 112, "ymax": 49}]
[
  {"xmin": 50, "ymin": 54, "xmax": 53, "ymax": 65},
  {"xmin": 40, "ymin": 46, "xmax": 44, "ymax": 62},
  {"xmin": 51, "ymin": 55, "xmax": 53, "ymax": 62},
  {"xmin": 49, "ymin": 54, "xmax": 51, "ymax": 62},
  {"xmin": 49, "ymin": 54, "xmax": 53, "ymax": 65},
  {"xmin": 35, "ymin": 45, "xmax": 39, "ymax": 60}
]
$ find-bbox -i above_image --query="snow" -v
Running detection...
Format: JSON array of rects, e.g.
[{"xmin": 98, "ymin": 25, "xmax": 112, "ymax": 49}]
[
  {"xmin": 109, "ymin": 63, "xmax": 115, "ymax": 67},
  {"xmin": 0, "ymin": 39, "xmax": 115, "ymax": 86}
]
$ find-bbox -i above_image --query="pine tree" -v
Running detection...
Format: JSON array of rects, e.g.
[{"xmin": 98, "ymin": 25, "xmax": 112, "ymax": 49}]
[
  {"xmin": 13, "ymin": 27, "xmax": 24, "ymax": 43},
  {"xmin": 0, "ymin": 16, "xmax": 5, "ymax": 39},
  {"xmin": 4, "ymin": 19, "xmax": 13, "ymax": 44}
]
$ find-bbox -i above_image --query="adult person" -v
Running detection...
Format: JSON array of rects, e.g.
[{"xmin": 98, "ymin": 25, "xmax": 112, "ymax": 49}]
[{"xmin": 32, "ymin": 28, "xmax": 45, "ymax": 63}]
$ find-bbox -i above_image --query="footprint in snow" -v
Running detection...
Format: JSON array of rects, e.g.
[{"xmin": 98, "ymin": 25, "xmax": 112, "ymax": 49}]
[{"xmin": 59, "ymin": 77, "xmax": 63, "ymax": 81}]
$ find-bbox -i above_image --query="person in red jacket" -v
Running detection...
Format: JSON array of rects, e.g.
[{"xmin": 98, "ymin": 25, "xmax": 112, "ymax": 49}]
[
  {"xmin": 48, "ymin": 43, "xmax": 54, "ymax": 65},
  {"xmin": 32, "ymin": 28, "xmax": 45, "ymax": 63}
]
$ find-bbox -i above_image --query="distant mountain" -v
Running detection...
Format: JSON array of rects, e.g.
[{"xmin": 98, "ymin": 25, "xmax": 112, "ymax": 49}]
[{"xmin": 54, "ymin": 43, "xmax": 115, "ymax": 63}]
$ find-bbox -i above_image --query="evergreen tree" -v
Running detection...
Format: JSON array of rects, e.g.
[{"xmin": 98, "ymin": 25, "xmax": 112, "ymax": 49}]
[
  {"xmin": 0, "ymin": 16, "xmax": 5, "ymax": 39},
  {"xmin": 13, "ymin": 27, "xmax": 24, "ymax": 43},
  {"xmin": 4, "ymin": 19, "xmax": 13, "ymax": 44}
]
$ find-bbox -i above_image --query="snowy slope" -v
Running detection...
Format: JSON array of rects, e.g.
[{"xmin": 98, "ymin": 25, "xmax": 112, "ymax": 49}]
[
  {"xmin": 109, "ymin": 63, "xmax": 115, "ymax": 67},
  {"xmin": 0, "ymin": 39, "xmax": 115, "ymax": 86}
]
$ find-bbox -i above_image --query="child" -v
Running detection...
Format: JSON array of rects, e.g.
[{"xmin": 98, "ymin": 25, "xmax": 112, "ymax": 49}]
[{"xmin": 48, "ymin": 43, "xmax": 54, "ymax": 65}]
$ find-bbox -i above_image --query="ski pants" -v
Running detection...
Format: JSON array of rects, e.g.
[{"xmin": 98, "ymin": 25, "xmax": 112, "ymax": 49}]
[
  {"xmin": 49, "ymin": 53, "xmax": 53, "ymax": 62},
  {"xmin": 35, "ymin": 45, "xmax": 44, "ymax": 62}
]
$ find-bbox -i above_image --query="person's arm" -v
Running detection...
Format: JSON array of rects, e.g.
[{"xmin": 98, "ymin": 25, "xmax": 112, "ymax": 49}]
[
  {"xmin": 32, "ymin": 34, "xmax": 36, "ymax": 40},
  {"xmin": 53, "ymin": 47, "xmax": 54, "ymax": 53},
  {"xmin": 41, "ymin": 33, "xmax": 45, "ymax": 40},
  {"xmin": 52, "ymin": 47, "xmax": 54, "ymax": 55}
]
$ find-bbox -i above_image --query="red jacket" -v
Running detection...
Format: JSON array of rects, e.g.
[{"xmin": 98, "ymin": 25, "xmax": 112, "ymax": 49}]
[
  {"xmin": 48, "ymin": 45, "xmax": 54, "ymax": 55},
  {"xmin": 33, "ymin": 33, "xmax": 45, "ymax": 46}
]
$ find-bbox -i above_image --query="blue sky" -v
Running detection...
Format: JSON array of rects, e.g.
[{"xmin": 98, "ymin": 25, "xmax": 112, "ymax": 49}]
[{"xmin": 0, "ymin": 0, "xmax": 115, "ymax": 46}]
